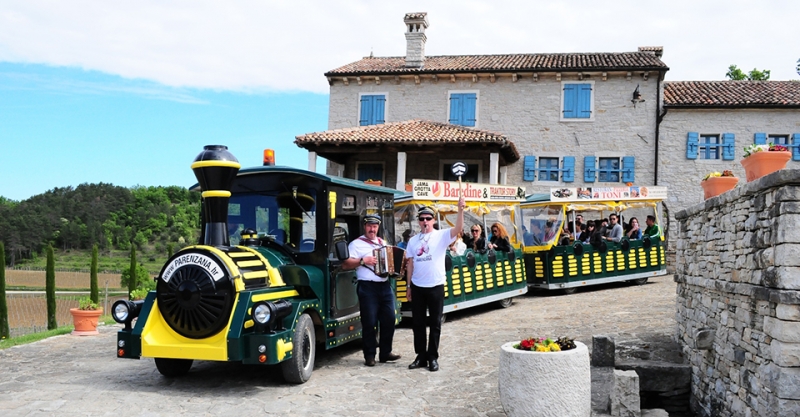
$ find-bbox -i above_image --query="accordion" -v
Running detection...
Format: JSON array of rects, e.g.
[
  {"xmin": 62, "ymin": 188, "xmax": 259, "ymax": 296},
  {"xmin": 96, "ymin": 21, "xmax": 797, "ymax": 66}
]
[{"xmin": 373, "ymin": 245, "xmax": 406, "ymax": 278}]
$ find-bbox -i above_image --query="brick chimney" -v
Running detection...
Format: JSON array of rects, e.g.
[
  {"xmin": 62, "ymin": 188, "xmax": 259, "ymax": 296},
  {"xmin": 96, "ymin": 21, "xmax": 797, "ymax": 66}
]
[{"xmin": 404, "ymin": 12, "xmax": 428, "ymax": 68}]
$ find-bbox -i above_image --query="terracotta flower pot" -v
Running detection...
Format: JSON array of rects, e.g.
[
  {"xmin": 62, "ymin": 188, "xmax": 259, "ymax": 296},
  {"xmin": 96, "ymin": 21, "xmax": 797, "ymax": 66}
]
[
  {"xmin": 70, "ymin": 308, "xmax": 103, "ymax": 336},
  {"xmin": 405, "ymin": 184, "xmax": 413, "ymax": 192},
  {"xmin": 741, "ymin": 151, "xmax": 791, "ymax": 182},
  {"xmin": 364, "ymin": 180, "xmax": 382, "ymax": 186},
  {"xmin": 701, "ymin": 176, "xmax": 739, "ymax": 200}
]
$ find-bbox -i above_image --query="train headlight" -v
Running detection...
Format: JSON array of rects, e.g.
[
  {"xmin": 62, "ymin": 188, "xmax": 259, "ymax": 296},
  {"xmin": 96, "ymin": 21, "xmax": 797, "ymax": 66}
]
[
  {"xmin": 253, "ymin": 303, "xmax": 272, "ymax": 325},
  {"xmin": 112, "ymin": 299, "xmax": 144, "ymax": 331},
  {"xmin": 251, "ymin": 300, "xmax": 293, "ymax": 332}
]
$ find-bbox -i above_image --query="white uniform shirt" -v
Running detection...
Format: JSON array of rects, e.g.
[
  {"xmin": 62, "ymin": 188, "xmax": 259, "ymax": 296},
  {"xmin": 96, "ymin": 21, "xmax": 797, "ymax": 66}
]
[
  {"xmin": 404, "ymin": 228, "xmax": 455, "ymax": 288},
  {"xmin": 348, "ymin": 236, "xmax": 387, "ymax": 282}
]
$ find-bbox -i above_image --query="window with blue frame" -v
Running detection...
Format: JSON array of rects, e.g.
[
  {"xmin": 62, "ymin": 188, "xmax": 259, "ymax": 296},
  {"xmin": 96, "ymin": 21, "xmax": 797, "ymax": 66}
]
[
  {"xmin": 598, "ymin": 158, "xmax": 620, "ymax": 182},
  {"xmin": 448, "ymin": 92, "xmax": 477, "ymax": 127},
  {"xmin": 522, "ymin": 156, "xmax": 575, "ymax": 182},
  {"xmin": 584, "ymin": 156, "xmax": 635, "ymax": 183},
  {"xmin": 770, "ymin": 134, "xmax": 790, "ymax": 145},
  {"xmin": 756, "ymin": 132, "xmax": 800, "ymax": 161},
  {"xmin": 686, "ymin": 132, "xmax": 735, "ymax": 160},
  {"xmin": 359, "ymin": 94, "xmax": 386, "ymax": 126},
  {"xmin": 699, "ymin": 135, "xmax": 721, "ymax": 159},
  {"xmin": 562, "ymin": 83, "xmax": 593, "ymax": 120},
  {"xmin": 538, "ymin": 157, "xmax": 560, "ymax": 181}
]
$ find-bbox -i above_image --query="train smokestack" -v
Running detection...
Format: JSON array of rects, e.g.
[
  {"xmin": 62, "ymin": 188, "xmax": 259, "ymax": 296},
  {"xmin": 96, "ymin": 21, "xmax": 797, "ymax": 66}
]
[{"xmin": 191, "ymin": 145, "xmax": 240, "ymax": 246}]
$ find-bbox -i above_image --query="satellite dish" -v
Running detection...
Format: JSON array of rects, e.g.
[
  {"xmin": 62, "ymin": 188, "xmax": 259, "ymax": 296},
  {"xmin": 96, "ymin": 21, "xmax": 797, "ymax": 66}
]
[{"xmin": 451, "ymin": 161, "xmax": 467, "ymax": 178}]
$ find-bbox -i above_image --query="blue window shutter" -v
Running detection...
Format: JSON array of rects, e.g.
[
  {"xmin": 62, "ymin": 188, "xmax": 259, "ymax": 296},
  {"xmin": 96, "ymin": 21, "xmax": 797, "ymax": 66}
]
[
  {"xmin": 374, "ymin": 95, "xmax": 386, "ymax": 124},
  {"xmin": 464, "ymin": 94, "xmax": 477, "ymax": 126},
  {"xmin": 584, "ymin": 156, "xmax": 596, "ymax": 182},
  {"xmin": 562, "ymin": 156, "xmax": 575, "ymax": 182},
  {"xmin": 523, "ymin": 156, "xmax": 536, "ymax": 181},
  {"xmin": 577, "ymin": 84, "xmax": 592, "ymax": 118},
  {"xmin": 449, "ymin": 94, "xmax": 462, "ymax": 124},
  {"xmin": 793, "ymin": 134, "xmax": 800, "ymax": 161},
  {"xmin": 621, "ymin": 156, "xmax": 635, "ymax": 183},
  {"xmin": 686, "ymin": 132, "xmax": 699, "ymax": 159},
  {"xmin": 359, "ymin": 95, "xmax": 373, "ymax": 126},
  {"xmin": 754, "ymin": 132, "xmax": 767, "ymax": 145},
  {"xmin": 722, "ymin": 133, "xmax": 735, "ymax": 160},
  {"xmin": 563, "ymin": 84, "xmax": 577, "ymax": 118}
]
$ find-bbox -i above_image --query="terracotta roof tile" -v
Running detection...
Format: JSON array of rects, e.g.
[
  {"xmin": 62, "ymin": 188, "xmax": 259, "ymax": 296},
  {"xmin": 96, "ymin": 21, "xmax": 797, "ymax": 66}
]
[
  {"xmin": 295, "ymin": 119, "xmax": 519, "ymax": 161},
  {"xmin": 326, "ymin": 52, "xmax": 668, "ymax": 76},
  {"xmin": 664, "ymin": 81, "xmax": 800, "ymax": 108}
]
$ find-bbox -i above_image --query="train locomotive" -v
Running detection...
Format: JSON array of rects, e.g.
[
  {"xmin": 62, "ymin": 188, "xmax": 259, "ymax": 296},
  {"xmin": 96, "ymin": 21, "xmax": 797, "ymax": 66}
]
[{"xmin": 113, "ymin": 145, "xmax": 402, "ymax": 383}]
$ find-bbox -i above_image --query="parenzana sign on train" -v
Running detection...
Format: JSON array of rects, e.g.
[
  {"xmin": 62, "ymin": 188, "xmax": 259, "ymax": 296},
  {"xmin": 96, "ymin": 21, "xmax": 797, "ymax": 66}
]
[{"xmin": 411, "ymin": 180, "xmax": 526, "ymax": 201}]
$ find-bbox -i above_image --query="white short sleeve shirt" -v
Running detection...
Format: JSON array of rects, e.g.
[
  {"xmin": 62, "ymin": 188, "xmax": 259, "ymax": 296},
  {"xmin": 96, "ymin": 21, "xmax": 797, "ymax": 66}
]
[{"xmin": 404, "ymin": 229, "xmax": 455, "ymax": 288}]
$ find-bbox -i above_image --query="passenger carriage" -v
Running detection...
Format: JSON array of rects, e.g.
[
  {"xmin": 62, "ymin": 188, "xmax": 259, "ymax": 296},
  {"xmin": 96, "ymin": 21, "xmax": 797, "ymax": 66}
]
[{"xmin": 520, "ymin": 186, "xmax": 668, "ymax": 293}]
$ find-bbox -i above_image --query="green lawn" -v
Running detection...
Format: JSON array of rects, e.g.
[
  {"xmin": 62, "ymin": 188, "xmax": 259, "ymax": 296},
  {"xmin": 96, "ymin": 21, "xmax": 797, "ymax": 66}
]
[
  {"xmin": 0, "ymin": 316, "xmax": 117, "ymax": 350},
  {"xmin": 13, "ymin": 248, "xmax": 169, "ymax": 274}
]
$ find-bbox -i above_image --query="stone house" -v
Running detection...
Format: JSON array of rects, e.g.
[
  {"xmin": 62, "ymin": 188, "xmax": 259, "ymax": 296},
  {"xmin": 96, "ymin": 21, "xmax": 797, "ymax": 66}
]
[{"xmin": 296, "ymin": 12, "xmax": 669, "ymax": 193}]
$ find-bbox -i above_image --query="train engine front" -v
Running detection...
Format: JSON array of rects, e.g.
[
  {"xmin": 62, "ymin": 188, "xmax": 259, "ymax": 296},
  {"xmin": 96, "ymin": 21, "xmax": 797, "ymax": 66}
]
[{"xmin": 113, "ymin": 145, "xmax": 319, "ymax": 383}]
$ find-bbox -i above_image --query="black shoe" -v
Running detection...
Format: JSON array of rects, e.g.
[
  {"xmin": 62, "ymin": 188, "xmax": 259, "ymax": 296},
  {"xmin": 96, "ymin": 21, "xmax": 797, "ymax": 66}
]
[
  {"xmin": 408, "ymin": 359, "xmax": 427, "ymax": 369},
  {"xmin": 365, "ymin": 358, "xmax": 376, "ymax": 367},
  {"xmin": 379, "ymin": 353, "xmax": 401, "ymax": 363},
  {"xmin": 428, "ymin": 359, "xmax": 439, "ymax": 372}
]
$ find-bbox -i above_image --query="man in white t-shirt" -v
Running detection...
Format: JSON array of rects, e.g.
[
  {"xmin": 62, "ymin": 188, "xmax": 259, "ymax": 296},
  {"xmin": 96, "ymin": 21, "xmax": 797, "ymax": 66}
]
[
  {"xmin": 404, "ymin": 195, "xmax": 465, "ymax": 372},
  {"xmin": 345, "ymin": 214, "xmax": 401, "ymax": 367}
]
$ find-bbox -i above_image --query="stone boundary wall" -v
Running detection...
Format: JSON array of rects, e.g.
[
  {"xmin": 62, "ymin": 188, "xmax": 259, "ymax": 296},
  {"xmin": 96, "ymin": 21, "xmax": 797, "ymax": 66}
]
[{"xmin": 675, "ymin": 169, "xmax": 800, "ymax": 417}]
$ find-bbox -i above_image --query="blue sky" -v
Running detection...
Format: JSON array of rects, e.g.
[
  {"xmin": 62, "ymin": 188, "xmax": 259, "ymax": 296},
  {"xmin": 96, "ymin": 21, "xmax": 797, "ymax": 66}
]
[{"xmin": 1, "ymin": 1, "xmax": 798, "ymax": 201}]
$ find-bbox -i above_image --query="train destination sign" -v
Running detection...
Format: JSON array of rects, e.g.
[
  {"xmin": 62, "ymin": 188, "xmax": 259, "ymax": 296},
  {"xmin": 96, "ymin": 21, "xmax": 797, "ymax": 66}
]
[
  {"xmin": 549, "ymin": 186, "xmax": 667, "ymax": 202},
  {"xmin": 411, "ymin": 179, "xmax": 525, "ymax": 202}
]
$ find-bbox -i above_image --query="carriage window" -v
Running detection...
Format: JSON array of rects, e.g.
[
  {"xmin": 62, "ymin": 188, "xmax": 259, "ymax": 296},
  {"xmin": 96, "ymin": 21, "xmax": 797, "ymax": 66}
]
[
  {"xmin": 520, "ymin": 204, "xmax": 564, "ymax": 246},
  {"xmin": 228, "ymin": 188, "xmax": 317, "ymax": 253}
]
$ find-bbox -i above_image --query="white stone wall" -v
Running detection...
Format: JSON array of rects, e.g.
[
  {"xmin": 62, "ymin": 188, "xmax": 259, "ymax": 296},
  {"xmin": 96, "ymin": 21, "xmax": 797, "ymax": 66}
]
[
  {"xmin": 327, "ymin": 72, "xmax": 660, "ymax": 189},
  {"xmin": 659, "ymin": 109, "xmax": 800, "ymax": 245},
  {"xmin": 675, "ymin": 170, "xmax": 800, "ymax": 417}
]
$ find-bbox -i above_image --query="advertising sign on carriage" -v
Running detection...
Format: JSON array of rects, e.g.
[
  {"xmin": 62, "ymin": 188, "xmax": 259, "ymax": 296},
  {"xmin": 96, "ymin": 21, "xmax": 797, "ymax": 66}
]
[
  {"xmin": 549, "ymin": 186, "xmax": 667, "ymax": 202},
  {"xmin": 411, "ymin": 179, "xmax": 525, "ymax": 202}
]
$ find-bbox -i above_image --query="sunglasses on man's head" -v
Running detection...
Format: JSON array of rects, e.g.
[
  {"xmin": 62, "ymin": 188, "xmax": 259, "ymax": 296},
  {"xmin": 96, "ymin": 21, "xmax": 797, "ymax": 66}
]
[{"xmin": 419, "ymin": 217, "xmax": 433, "ymax": 221}]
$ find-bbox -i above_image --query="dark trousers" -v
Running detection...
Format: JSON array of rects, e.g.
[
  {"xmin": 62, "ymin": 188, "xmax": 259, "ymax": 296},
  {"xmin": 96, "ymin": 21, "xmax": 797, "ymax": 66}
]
[
  {"xmin": 410, "ymin": 283, "xmax": 445, "ymax": 362},
  {"xmin": 357, "ymin": 280, "xmax": 396, "ymax": 361}
]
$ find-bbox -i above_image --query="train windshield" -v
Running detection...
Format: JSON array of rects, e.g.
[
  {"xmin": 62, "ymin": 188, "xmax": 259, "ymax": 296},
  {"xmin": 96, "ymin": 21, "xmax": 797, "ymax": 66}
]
[{"xmin": 227, "ymin": 188, "xmax": 317, "ymax": 252}]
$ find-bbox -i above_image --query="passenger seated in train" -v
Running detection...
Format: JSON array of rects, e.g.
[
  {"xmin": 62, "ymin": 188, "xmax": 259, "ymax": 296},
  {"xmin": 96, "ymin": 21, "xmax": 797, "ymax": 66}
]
[
  {"xmin": 464, "ymin": 224, "xmax": 487, "ymax": 253},
  {"xmin": 488, "ymin": 222, "xmax": 511, "ymax": 252},
  {"xmin": 625, "ymin": 217, "xmax": 642, "ymax": 240}
]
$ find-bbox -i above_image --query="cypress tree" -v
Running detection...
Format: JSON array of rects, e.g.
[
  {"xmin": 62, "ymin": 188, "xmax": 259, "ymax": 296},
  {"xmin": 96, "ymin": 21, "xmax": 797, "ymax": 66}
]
[
  {"xmin": 46, "ymin": 245, "xmax": 57, "ymax": 330},
  {"xmin": 90, "ymin": 244, "xmax": 99, "ymax": 304},
  {"xmin": 0, "ymin": 242, "xmax": 10, "ymax": 339},
  {"xmin": 129, "ymin": 246, "xmax": 136, "ymax": 299}
]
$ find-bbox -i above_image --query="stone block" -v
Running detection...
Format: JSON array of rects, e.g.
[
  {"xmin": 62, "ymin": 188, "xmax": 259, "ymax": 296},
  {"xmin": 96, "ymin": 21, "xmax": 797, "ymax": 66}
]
[
  {"xmin": 764, "ymin": 316, "xmax": 800, "ymax": 343},
  {"xmin": 771, "ymin": 340, "xmax": 800, "ymax": 367},
  {"xmin": 777, "ymin": 304, "xmax": 800, "ymax": 321},
  {"xmin": 592, "ymin": 335, "xmax": 615, "ymax": 367},
  {"xmin": 776, "ymin": 214, "xmax": 800, "ymax": 243},
  {"xmin": 775, "ymin": 244, "xmax": 800, "ymax": 267},
  {"xmin": 763, "ymin": 363, "xmax": 800, "ymax": 400},
  {"xmin": 616, "ymin": 361, "xmax": 691, "ymax": 392},
  {"xmin": 695, "ymin": 328, "xmax": 715, "ymax": 350},
  {"xmin": 611, "ymin": 369, "xmax": 640, "ymax": 417}
]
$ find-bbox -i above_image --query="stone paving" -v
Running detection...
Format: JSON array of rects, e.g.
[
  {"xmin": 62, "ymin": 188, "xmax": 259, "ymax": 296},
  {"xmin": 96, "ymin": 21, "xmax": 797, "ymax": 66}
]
[{"xmin": 0, "ymin": 276, "xmax": 679, "ymax": 416}]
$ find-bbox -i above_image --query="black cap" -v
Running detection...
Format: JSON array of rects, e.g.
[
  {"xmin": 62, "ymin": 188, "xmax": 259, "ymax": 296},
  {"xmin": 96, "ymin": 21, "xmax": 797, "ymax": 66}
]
[{"xmin": 364, "ymin": 214, "xmax": 382, "ymax": 224}]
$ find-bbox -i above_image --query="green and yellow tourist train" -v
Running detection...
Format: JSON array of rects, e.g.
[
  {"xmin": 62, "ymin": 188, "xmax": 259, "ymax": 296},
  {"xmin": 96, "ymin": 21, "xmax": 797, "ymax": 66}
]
[{"xmin": 520, "ymin": 186, "xmax": 668, "ymax": 293}]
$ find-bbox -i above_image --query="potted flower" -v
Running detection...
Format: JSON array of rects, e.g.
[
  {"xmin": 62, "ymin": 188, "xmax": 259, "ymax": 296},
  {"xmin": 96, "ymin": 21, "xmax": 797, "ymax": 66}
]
[
  {"xmin": 701, "ymin": 170, "xmax": 738, "ymax": 200},
  {"xmin": 405, "ymin": 181, "xmax": 413, "ymax": 192},
  {"xmin": 363, "ymin": 178, "xmax": 382, "ymax": 186},
  {"xmin": 70, "ymin": 297, "xmax": 103, "ymax": 336},
  {"xmin": 741, "ymin": 143, "xmax": 791, "ymax": 182},
  {"xmin": 498, "ymin": 337, "xmax": 590, "ymax": 417}
]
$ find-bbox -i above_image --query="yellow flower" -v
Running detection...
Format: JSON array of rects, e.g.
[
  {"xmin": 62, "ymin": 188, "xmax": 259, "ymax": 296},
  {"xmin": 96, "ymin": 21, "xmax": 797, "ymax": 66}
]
[
  {"xmin": 549, "ymin": 343, "xmax": 561, "ymax": 352},
  {"xmin": 535, "ymin": 344, "xmax": 549, "ymax": 352}
]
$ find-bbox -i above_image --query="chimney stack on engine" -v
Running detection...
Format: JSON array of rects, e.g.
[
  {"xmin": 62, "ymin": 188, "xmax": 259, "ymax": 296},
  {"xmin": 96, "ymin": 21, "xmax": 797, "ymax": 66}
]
[{"xmin": 191, "ymin": 145, "xmax": 240, "ymax": 247}]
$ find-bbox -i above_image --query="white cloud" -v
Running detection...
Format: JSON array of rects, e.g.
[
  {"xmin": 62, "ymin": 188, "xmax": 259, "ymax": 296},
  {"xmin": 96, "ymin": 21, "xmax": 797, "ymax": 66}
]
[{"xmin": 1, "ymin": 0, "xmax": 798, "ymax": 94}]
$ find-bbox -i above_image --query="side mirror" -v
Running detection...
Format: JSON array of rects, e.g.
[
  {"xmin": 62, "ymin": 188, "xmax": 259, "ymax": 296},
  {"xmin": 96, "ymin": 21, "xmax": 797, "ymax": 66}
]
[{"xmin": 335, "ymin": 240, "xmax": 349, "ymax": 261}]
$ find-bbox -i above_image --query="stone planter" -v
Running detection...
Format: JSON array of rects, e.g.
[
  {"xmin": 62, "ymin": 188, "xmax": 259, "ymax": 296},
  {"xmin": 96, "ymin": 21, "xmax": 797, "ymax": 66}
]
[
  {"xmin": 498, "ymin": 341, "xmax": 591, "ymax": 417},
  {"xmin": 364, "ymin": 180, "xmax": 382, "ymax": 186},
  {"xmin": 741, "ymin": 151, "xmax": 791, "ymax": 182},
  {"xmin": 70, "ymin": 308, "xmax": 103, "ymax": 336},
  {"xmin": 701, "ymin": 176, "xmax": 738, "ymax": 200}
]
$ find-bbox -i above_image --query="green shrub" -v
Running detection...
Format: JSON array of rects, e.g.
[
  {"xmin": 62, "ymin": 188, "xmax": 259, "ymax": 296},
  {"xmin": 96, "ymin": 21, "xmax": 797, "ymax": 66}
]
[
  {"xmin": 46, "ymin": 245, "xmax": 57, "ymax": 330},
  {"xmin": 78, "ymin": 297, "xmax": 99, "ymax": 310}
]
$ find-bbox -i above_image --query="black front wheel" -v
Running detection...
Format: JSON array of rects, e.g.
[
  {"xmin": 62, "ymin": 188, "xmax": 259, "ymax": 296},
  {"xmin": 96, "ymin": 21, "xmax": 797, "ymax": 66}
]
[
  {"xmin": 281, "ymin": 313, "xmax": 316, "ymax": 384},
  {"xmin": 497, "ymin": 298, "xmax": 514, "ymax": 308},
  {"xmin": 154, "ymin": 358, "xmax": 193, "ymax": 377},
  {"xmin": 632, "ymin": 278, "xmax": 648, "ymax": 285}
]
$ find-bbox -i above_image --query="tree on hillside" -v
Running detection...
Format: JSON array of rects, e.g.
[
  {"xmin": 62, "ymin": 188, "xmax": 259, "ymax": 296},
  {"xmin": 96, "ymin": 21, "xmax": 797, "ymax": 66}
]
[
  {"xmin": 46, "ymin": 245, "xmax": 57, "ymax": 330},
  {"xmin": 128, "ymin": 246, "xmax": 137, "ymax": 299},
  {"xmin": 0, "ymin": 241, "xmax": 10, "ymax": 339},
  {"xmin": 726, "ymin": 65, "xmax": 771, "ymax": 81}
]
